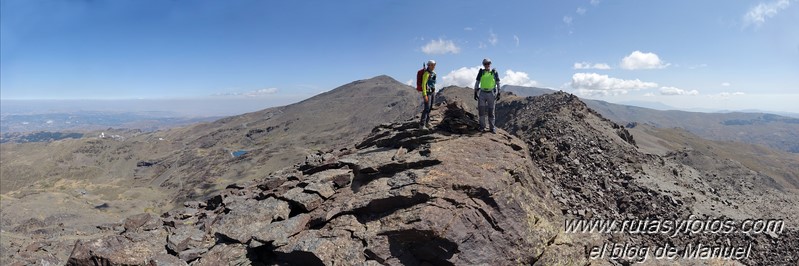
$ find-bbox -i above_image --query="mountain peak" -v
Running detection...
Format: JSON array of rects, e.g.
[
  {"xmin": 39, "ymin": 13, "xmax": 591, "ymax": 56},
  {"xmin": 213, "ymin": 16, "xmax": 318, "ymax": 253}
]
[{"xmin": 356, "ymin": 75, "xmax": 405, "ymax": 86}]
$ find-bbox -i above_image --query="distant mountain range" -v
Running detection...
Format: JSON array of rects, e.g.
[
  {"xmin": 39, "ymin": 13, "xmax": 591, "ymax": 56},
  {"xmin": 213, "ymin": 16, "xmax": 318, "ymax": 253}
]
[
  {"xmin": 504, "ymin": 85, "xmax": 799, "ymax": 116},
  {"xmin": 614, "ymin": 100, "xmax": 675, "ymax": 110}
]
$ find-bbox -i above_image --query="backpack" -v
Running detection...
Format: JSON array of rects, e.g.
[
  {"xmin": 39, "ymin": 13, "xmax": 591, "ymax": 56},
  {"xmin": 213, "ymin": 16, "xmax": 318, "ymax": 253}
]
[{"xmin": 416, "ymin": 63, "xmax": 426, "ymax": 92}]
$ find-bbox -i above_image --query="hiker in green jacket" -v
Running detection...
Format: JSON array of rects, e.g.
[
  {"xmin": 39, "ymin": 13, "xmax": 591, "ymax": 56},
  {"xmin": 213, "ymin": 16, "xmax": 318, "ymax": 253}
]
[
  {"xmin": 420, "ymin": 60, "xmax": 437, "ymax": 129},
  {"xmin": 474, "ymin": 58, "xmax": 501, "ymax": 133}
]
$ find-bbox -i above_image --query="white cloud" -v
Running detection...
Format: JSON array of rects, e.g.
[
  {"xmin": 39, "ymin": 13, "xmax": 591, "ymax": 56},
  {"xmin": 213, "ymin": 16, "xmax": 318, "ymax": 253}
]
[
  {"xmin": 744, "ymin": 0, "xmax": 794, "ymax": 27},
  {"xmin": 488, "ymin": 30, "xmax": 498, "ymax": 46},
  {"xmin": 441, "ymin": 66, "xmax": 481, "ymax": 87},
  {"xmin": 406, "ymin": 79, "xmax": 414, "ymax": 86},
  {"xmin": 441, "ymin": 66, "xmax": 539, "ymax": 88},
  {"xmin": 721, "ymin": 82, "xmax": 731, "ymax": 87},
  {"xmin": 478, "ymin": 42, "xmax": 487, "ymax": 49},
  {"xmin": 573, "ymin": 62, "xmax": 612, "ymax": 70},
  {"xmin": 563, "ymin": 16, "xmax": 573, "ymax": 25},
  {"xmin": 214, "ymin": 88, "xmax": 279, "ymax": 97},
  {"xmin": 464, "ymin": 27, "xmax": 473, "ymax": 31},
  {"xmin": 513, "ymin": 35, "xmax": 520, "ymax": 47},
  {"xmin": 503, "ymin": 69, "xmax": 538, "ymax": 87},
  {"xmin": 577, "ymin": 7, "xmax": 587, "ymax": 15},
  {"xmin": 659, "ymin": 86, "xmax": 699, "ymax": 96},
  {"xmin": 590, "ymin": 0, "xmax": 601, "ymax": 6},
  {"xmin": 421, "ymin": 38, "xmax": 461, "ymax": 54},
  {"xmin": 570, "ymin": 73, "xmax": 658, "ymax": 96},
  {"xmin": 644, "ymin": 92, "xmax": 656, "ymax": 97},
  {"xmin": 620, "ymin": 51, "xmax": 669, "ymax": 70},
  {"xmin": 718, "ymin": 92, "xmax": 746, "ymax": 97}
]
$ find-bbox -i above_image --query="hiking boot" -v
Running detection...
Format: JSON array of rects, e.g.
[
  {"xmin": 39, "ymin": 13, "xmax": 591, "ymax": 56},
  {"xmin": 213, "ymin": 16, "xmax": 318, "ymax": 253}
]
[
  {"xmin": 425, "ymin": 123, "xmax": 432, "ymax": 129},
  {"xmin": 490, "ymin": 128, "xmax": 497, "ymax": 134}
]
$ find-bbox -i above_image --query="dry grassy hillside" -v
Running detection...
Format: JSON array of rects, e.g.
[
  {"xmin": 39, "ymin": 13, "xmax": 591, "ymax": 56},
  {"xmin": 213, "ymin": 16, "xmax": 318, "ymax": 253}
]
[
  {"xmin": 630, "ymin": 124, "xmax": 799, "ymax": 193},
  {"xmin": 585, "ymin": 100, "xmax": 799, "ymax": 153},
  {"xmin": 1, "ymin": 75, "xmax": 420, "ymax": 201}
]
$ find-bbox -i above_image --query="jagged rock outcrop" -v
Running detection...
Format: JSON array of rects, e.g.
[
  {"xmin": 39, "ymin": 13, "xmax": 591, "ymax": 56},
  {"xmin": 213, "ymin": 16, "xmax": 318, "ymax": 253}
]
[
  {"xmin": 65, "ymin": 102, "xmax": 584, "ymax": 266},
  {"xmin": 498, "ymin": 92, "xmax": 799, "ymax": 265},
  {"xmin": 498, "ymin": 92, "xmax": 683, "ymax": 220}
]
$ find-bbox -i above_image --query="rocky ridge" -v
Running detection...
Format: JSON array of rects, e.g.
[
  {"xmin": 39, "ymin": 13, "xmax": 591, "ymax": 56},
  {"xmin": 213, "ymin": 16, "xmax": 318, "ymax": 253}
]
[
  {"xmin": 61, "ymin": 102, "xmax": 584, "ymax": 266},
  {"xmin": 497, "ymin": 92, "xmax": 799, "ymax": 265},
  {"xmin": 7, "ymin": 90, "xmax": 798, "ymax": 265},
  {"xmin": 498, "ymin": 92, "xmax": 684, "ymax": 220}
]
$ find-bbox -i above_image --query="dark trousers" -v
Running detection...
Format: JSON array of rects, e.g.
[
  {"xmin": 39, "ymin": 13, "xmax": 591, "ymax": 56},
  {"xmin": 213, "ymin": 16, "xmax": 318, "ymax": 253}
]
[
  {"xmin": 478, "ymin": 90, "xmax": 496, "ymax": 130},
  {"xmin": 420, "ymin": 91, "xmax": 435, "ymax": 126}
]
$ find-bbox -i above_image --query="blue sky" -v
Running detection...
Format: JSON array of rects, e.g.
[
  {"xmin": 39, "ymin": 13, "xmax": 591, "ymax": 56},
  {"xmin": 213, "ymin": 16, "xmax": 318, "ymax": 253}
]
[{"xmin": 1, "ymin": 0, "xmax": 798, "ymax": 114}]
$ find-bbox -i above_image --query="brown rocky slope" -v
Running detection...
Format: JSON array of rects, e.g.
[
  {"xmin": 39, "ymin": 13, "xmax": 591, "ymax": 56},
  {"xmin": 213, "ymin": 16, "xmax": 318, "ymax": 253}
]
[
  {"xmin": 10, "ymin": 89, "xmax": 797, "ymax": 265},
  {"xmin": 496, "ymin": 92, "xmax": 799, "ymax": 265},
  {"xmin": 136, "ymin": 75, "xmax": 423, "ymax": 202},
  {"xmin": 1, "ymin": 75, "xmax": 422, "ymax": 265},
  {"xmin": 63, "ymin": 102, "xmax": 584, "ymax": 266}
]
